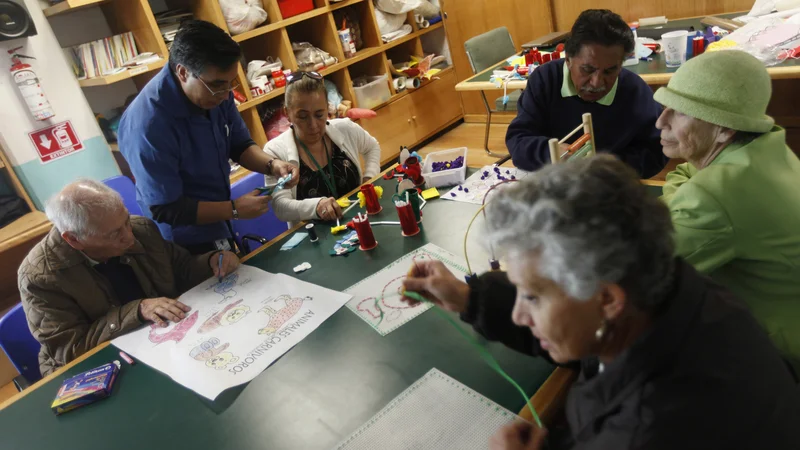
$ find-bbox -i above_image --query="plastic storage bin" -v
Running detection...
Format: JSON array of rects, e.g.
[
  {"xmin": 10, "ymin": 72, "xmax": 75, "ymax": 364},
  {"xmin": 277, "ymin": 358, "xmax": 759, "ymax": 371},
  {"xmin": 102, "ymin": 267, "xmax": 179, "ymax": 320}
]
[
  {"xmin": 422, "ymin": 147, "xmax": 468, "ymax": 188},
  {"xmin": 353, "ymin": 74, "xmax": 391, "ymax": 110},
  {"xmin": 278, "ymin": 0, "xmax": 314, "ymax": 19}
]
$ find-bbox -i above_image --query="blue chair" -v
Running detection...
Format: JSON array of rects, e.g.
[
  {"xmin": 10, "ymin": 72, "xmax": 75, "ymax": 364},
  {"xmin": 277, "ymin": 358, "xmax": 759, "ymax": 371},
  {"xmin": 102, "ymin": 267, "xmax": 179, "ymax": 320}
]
[
  {"xmin": 103, "ymin": 175, "xmax": 143, "ymax": 215},
  {"xmin": 0, "ymin": 304, "xmax": 42, "ymax": 390},
  {"xmin": 230, "ymin": 172, "xmax": 289, "ymax": 254}
]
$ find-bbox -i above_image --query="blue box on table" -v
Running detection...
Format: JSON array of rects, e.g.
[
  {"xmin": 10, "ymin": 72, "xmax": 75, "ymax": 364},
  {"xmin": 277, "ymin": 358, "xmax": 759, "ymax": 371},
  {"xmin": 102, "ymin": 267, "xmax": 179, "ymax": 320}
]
[{"xmin": 51, "ymin": 361, "xmax": 119, "ymax": 415}]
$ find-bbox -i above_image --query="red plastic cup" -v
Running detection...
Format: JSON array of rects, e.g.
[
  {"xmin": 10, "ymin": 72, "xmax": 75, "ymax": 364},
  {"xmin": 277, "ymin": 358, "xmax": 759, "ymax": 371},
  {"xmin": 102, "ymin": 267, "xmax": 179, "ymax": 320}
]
[
  {"xmin": 361, "ymin": 183, "xmax": 382, "ymax": 215},
  {"xmin": 395, "ymin": 201, "xmax": 420, "ymax": 237},
  {"xmin": 352, "ymin": 214, "xmax": 377, "ymax": 250}
]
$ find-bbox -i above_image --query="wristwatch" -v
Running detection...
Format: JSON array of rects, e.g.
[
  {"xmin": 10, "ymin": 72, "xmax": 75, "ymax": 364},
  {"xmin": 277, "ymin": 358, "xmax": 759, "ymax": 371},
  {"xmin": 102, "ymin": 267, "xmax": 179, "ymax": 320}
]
[
  {"xmin": 266, "ymin": 158, "xmax": 276, "ymax": 175},
  {"xmin": 231, "ymin": 200, "xmax": 239, "ymax": 220}
]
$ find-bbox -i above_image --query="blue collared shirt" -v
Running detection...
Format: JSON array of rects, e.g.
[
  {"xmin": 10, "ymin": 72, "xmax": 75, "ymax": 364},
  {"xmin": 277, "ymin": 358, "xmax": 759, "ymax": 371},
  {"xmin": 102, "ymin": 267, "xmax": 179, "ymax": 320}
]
[{"xmin": 119, "ymin": 65, "xmax": 254, "ymax": 246}]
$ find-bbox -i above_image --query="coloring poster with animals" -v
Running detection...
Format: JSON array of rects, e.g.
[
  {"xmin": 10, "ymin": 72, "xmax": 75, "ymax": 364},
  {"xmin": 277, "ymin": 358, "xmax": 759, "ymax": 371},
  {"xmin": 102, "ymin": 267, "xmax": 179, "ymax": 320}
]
[
  {"xmin": 344, "ymin": 244, "xmax": 469, "ymax": 336},
  {"xmin": 112, "ymin": 266, "xmax": 351, "ymax": 400}
]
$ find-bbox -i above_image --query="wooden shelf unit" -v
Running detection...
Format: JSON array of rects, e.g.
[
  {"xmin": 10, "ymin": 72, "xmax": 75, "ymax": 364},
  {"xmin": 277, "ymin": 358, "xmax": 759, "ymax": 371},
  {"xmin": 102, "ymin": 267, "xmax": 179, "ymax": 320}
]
[
  {"xmin": 78, "ymin": 59, "xmax": 166, "ymax": 87},
  {"xmin": 44, "ymin": 0, "xmax": 462, "ymax": 168}
]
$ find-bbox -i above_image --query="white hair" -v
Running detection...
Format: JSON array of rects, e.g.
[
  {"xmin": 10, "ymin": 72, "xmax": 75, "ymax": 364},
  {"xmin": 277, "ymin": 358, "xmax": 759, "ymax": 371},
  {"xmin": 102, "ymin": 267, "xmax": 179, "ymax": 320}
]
[
  {"xmin": 45, "ymin": 178, "xmax": 125, "ymax": 239},
  {"xmin": 486, "ymin": 155, "xmax": 675, "ymax": 310}
]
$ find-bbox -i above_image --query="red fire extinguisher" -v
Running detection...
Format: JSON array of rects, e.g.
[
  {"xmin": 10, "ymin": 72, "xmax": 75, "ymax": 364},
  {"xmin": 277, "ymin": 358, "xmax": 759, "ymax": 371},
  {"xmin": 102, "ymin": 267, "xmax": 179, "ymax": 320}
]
[{"xmin": 8, "ymin": 47, "xmax": 55, "ymax": 121}]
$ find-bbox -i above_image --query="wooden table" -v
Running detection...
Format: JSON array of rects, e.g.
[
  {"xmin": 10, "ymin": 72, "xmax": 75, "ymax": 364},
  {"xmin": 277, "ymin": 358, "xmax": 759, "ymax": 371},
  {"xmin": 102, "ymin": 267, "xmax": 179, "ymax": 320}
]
[
  {"xmin": 455, "ymin": 13, "xmax": 800, "ymax": 92},
  {"xmin": 0, "ymin": 167, "xmax": 568, "ymax": 450}
]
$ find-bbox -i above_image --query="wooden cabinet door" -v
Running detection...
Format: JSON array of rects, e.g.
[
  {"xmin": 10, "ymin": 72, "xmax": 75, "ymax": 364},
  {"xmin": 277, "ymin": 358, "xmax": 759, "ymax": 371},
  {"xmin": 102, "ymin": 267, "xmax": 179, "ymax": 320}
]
[
  {"xmin": 407, "ymin": 69, "xmax": 463, "ymax": 143},
  {"xmin": 360, "ymin": 95, "xmax": 417, "ymax": 166}
]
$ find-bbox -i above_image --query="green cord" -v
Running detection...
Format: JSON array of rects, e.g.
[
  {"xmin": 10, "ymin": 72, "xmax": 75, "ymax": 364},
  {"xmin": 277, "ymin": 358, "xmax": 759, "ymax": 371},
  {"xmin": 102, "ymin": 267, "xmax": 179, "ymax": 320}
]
[{"xmin": 378, "ymin": 290, "xmax": 543, "ymax": 427}]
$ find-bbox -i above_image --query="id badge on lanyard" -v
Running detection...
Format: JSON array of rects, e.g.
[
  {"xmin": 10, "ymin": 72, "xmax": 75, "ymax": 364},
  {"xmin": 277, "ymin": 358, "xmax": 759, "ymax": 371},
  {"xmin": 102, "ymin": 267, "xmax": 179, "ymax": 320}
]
[{"xmin": 214, "ymin": 239, "xmax": 232, "ymax": 251}]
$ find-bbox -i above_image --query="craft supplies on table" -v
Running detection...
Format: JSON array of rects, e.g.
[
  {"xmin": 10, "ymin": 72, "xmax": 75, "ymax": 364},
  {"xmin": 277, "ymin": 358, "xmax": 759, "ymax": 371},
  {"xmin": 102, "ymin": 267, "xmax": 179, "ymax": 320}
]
[
  {"xmin": 444, "ymin": 165, "xmax": 530, "ymax": 205},
  {"xmin": 422, "ymin": 147, "xmax": 468, "ymax": 188},
  {"xmin": 51, "ymin": 362, "xmax": 120, "ymax": 415},
  {"xmin": 334, "ymin": 368, "xmax": 519, "ymax": 450}
]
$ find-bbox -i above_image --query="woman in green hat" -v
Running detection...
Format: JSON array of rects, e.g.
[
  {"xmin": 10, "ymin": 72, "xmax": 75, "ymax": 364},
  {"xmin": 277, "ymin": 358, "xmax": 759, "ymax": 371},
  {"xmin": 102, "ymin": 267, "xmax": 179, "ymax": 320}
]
[{"xmin": 654, "ymin": 50, "xmax": 800, "ymax": 376}]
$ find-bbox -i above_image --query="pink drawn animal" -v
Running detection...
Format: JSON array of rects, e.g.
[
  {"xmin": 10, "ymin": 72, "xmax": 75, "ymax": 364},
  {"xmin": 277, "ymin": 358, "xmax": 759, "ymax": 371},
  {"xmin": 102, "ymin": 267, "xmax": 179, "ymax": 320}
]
[
  {"xmin": 197, "ymin": 299, "xmax": 250, "ymax": 333},
  {"xmin": 258, "ymin": 296, "xmax": 311, "ymax": 335},
  {"xmin": 148, "ymin": 310, "xmax": 199, "ymax": 345}
]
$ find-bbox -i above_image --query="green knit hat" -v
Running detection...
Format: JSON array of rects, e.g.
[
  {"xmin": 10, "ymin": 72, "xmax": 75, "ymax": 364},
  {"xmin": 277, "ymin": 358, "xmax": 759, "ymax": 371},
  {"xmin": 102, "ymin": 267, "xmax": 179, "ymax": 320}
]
[{"xmin": 653, "ymin": 50, "xmax": 774, "ymax": 133}]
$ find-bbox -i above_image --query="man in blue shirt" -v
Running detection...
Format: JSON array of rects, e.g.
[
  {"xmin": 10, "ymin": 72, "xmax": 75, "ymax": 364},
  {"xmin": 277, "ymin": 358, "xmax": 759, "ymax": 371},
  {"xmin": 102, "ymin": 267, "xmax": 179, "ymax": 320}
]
[
  {"xmin": 119, "ymin": 20, "xmax": 298, "ymax": 254},
  {"xmin": 506, "ymin": 9, "xmax": 667, "ymax": 177}
]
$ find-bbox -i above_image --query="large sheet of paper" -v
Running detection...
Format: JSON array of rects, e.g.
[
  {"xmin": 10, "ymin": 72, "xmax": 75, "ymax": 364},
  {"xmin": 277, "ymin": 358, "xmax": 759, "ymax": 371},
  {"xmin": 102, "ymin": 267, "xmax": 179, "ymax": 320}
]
[
  {"xmin": 344, "ymin": 243, "xmax": 468, "ymax": 335},
  {"xmin": 112, "ymin": 266, "xmax": 351, "ymax": 399},
  {"xmin": 334, "ymin": 368, "xmax": 520, "ymax": 449},
  {"xmin": 443, "ymin": 165, "xmax": 531, "ymax": 205}
]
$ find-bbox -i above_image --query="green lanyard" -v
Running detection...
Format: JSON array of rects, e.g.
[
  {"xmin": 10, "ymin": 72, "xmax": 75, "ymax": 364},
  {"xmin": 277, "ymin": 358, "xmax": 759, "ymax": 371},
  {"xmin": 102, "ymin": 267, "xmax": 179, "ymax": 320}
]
[{"xmin": 296, "ymin": 134, "xmax": 337, "ymax": 198}]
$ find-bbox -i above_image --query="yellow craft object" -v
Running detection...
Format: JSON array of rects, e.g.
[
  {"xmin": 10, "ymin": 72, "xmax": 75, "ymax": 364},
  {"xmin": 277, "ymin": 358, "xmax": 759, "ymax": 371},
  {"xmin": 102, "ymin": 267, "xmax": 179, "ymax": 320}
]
[
  {"xmin": 421, "ymin": 68, "xmax": 442, "ymax": 80},
  {"xmin": 509, "ymin": 56, "xmax": 526, "ymax": 66},
  {"xmin": 331, "ymin": 225, "xmax": 348, "ymax": 234},
  {"xmin": 336, "ymin": 198, "xmax": 351, "ymax": 208},
  {"xmin": 421, "ymin": 187, "xmax": 440, "ymax": 200},
  {"xmin": 706, "ymin": 40, "xmax": 737, "ymax": 52}
]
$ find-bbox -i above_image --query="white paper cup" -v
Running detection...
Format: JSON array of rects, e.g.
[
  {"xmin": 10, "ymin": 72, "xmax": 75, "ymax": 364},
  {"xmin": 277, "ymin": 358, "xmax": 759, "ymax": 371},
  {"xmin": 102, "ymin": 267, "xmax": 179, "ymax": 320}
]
[{"xmin": 662, "ymin": 30, "xmax": 689, "ymax": 68}]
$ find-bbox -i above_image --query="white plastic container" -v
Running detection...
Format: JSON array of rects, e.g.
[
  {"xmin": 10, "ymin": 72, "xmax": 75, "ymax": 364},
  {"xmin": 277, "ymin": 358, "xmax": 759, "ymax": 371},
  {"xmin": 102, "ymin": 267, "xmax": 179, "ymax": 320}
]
[
  {"xmin": 422, "ymin": 147, "xmax": 468, "ymax": 188},
  {"xmin": 353, "ymin": 74, "xmax": 391, "ymax": 109}
]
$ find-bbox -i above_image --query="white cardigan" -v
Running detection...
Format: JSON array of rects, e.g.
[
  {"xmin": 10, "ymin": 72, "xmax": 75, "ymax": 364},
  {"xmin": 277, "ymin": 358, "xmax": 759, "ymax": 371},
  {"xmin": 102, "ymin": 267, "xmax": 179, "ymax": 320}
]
[{"xmin": 263, "ymin": 118, "xmax": 382, "ymax": 223}]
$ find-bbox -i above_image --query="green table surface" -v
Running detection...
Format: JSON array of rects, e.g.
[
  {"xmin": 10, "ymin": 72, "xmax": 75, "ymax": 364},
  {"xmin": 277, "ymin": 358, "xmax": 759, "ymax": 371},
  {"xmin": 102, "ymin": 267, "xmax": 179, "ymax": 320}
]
[
  {"xmin": 467, "ymin": 13, "xmax": 800, "ymax": 85},
  {"xmin": 0, "ymin": 171, "xmax": 556, "ymax": 450}
]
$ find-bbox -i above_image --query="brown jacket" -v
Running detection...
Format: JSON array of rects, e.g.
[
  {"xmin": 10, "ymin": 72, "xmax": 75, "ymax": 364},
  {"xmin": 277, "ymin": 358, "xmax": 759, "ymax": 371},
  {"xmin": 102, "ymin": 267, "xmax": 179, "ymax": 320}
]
[{"xmin": 18, "ymin": 216, "xmax": 213, "ymax": 376}]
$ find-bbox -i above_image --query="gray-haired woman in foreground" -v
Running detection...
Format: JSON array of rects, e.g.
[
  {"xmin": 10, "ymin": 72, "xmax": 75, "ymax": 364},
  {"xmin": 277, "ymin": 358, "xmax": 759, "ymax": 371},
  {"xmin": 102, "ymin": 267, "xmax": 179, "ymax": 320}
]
[{"xmin": 403, "ymin": 155, "xmax": 798, "ymax": 449}]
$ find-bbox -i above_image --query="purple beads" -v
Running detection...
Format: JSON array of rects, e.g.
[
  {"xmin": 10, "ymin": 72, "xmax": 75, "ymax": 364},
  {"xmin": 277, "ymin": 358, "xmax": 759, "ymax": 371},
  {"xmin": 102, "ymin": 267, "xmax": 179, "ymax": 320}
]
[{"xmin": 431, "ymin": 156, "xmax": 465, "ymax": 173}]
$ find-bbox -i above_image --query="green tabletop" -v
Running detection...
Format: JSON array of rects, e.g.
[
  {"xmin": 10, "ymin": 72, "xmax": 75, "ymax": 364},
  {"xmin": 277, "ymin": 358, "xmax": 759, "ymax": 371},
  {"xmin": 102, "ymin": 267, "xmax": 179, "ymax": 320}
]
[
  {"xmin": 465, "ymin": 13, "xmax": 800, "ymax": 86},
  {"xmin": 0, "ymin": 171, "xmax": 555, "ymax": 450}
]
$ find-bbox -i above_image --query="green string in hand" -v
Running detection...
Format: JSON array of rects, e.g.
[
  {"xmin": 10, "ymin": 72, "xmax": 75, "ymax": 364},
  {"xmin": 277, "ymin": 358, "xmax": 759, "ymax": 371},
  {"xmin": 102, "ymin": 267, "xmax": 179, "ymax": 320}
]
[{"xmin": 400, "ymin": 290, "xmax": 544, "ymax": 428}]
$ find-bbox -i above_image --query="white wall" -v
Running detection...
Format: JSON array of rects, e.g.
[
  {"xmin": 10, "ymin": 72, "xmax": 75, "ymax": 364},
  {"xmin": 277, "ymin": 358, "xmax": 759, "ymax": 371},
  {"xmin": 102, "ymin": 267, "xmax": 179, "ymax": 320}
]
[{"xmin": 0, "ymin": 0, "xmax": 119, "ymax": 208}]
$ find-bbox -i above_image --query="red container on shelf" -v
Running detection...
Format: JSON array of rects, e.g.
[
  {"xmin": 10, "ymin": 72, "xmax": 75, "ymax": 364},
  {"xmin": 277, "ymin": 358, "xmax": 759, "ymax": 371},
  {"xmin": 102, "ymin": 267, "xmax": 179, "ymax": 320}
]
[{"xmin": 278, "ymin": 0, "xmax": 314, "ymax": 19}]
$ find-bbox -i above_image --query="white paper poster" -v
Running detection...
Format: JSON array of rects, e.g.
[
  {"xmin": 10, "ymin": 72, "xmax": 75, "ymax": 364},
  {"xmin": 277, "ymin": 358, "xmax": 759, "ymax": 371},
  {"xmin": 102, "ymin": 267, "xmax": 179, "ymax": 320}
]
[
  {"xmin": 112, "ymin": 266, "xmax": 351, "ymax": 399},
  {"xmin": 443, "ymin": 165, "xmax": 531, "ymax": 205},
  {"xmin": 344, "ymin": 244, "xmax": 469, "ymax": 335}
]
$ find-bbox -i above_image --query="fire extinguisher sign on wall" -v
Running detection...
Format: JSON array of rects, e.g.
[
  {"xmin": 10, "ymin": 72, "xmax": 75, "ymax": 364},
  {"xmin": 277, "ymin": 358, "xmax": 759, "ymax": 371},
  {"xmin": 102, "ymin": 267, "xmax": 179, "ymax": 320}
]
[{"xmin": 28, "ymin": 120, "xmax": 84, "ymax": 164}]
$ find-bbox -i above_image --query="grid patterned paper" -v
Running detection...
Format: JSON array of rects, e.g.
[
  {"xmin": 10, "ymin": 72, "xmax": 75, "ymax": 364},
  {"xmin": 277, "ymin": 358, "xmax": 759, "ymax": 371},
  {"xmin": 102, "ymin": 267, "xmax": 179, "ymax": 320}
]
[
  {"xmin": 344, "ymin": 244, "xmax": 469, "ymax": 335},
  {"xmin": 334, "ymin": 369, "xmax": 520, "ymax": 450}
]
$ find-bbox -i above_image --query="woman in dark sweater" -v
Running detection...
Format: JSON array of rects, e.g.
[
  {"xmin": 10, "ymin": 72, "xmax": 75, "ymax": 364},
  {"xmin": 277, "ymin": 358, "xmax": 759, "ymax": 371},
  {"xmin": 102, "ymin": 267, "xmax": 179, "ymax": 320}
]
[{"xmin": 403, "ymin": 156, "xmax": 798, "ymax": 449}]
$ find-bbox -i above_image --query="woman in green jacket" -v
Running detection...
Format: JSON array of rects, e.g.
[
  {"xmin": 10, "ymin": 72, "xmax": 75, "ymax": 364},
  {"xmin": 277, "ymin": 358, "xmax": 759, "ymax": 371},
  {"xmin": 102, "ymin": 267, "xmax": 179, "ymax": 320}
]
[{"xmin": 654, "ymin": 50, "xmax": 800, "ymax": 374}]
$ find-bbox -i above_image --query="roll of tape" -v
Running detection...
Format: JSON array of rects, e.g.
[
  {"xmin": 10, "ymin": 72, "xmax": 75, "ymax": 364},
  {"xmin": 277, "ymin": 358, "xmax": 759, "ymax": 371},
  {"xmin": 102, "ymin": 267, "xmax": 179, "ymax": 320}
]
[
  {"xmin": 393, "ymin": 77, "xmax": 407, "ymax": 91},
  {"xmin": 414, "ymin": 13, "xmax": 424, "ymax": 24},
  {"xmin": 409, "ymin": 77, "xmax": 421, "ymax": 89},
  {"xmin": 420, "ymin": 20, "xmax": 430, "ymax": 29}
]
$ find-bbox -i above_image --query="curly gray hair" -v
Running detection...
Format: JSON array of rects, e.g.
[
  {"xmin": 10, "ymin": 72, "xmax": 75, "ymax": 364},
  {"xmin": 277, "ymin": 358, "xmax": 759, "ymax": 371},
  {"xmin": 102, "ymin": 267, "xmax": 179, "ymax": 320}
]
[
  {"xmin": 486, "ymin": 155, "xmax": 675, "ymax": 310},
  {"xmin": 45, "ymin": 178, "xmax": 125, "ymax": 239}
]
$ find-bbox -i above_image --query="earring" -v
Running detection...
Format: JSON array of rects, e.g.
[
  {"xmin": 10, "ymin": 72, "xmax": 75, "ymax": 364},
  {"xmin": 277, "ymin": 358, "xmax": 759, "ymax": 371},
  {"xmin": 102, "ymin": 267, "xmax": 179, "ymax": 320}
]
[
  {"xmin": 326, "ymin": 120, "xmax": 330, "ymax": 125},
  {"xmin": 595, "ymin": 320, "xmax": 608, "ymax": 341}
]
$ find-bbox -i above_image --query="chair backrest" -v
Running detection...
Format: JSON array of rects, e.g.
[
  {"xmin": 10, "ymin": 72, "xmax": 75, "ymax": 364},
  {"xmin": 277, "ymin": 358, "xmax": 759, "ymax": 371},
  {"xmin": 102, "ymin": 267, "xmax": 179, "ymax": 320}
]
[
  {"xmin": 0, "ymin": 304, "xmax": 42, "ymax": 384},
  {"xmin": 464, "ymin": 27, "xmax": 517, "ymax": 74},
  {"xmin": 103, "ymin": 175, "xmax": 143, "ymax": 216},
  {"xmin": 230, "ymin": 172, "xmax": 289, "ymax": 253}
]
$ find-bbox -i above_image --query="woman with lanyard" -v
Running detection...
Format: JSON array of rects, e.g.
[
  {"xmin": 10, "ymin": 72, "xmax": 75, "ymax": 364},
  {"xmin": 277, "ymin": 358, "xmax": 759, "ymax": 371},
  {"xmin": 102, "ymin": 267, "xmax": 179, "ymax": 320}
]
[{"xmin": 263, "ymin": 71, "xmax": 381, "ymax": 223}]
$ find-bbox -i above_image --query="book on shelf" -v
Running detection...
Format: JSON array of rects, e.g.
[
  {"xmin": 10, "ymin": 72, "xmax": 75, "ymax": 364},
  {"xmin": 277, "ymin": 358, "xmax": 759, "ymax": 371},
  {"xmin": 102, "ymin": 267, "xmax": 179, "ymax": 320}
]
[{"xmin": 65, "ymin": 32, "xmax": 160, "ymax": 81}]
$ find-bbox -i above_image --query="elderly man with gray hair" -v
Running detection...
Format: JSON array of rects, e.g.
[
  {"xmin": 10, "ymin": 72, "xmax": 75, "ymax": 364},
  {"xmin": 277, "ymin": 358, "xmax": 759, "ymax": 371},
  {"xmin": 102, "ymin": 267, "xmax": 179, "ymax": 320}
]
[
  {"xmin": 18, "ymin": 179, "xmax": 239, "ymax": 376},
  {"xmin": 402, "ymin": 156, "xmax": 797, "ymax": 449}
]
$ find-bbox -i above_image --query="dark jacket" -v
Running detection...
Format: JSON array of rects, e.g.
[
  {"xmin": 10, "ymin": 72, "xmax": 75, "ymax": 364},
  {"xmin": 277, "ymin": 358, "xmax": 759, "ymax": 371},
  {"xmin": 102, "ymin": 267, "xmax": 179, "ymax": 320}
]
[
  {"xmin": 505, "ymin": 60, "xmax": 667, "ymax": 177},
  {"xmin": 462, "ymin": 259, "xmax": 799, "ymax": 449},
  {"xmin": 18, "ymin": 216, "xmax": 214, "ymax": 376}
]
